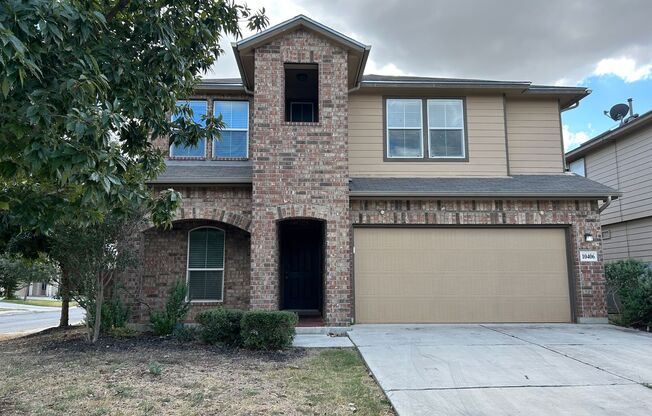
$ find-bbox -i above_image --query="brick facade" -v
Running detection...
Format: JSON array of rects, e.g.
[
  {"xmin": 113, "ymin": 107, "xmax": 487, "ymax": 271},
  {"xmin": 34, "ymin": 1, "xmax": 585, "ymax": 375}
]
[
  {"xmin": 250, "ymin": 29, "xmax": 352, "ymax": 325},
  {"xmin": 350, "ymin": 198, "xmax": 607, "ymax": 321},
  {"xmin": 120, "ymin": 186, "xmax": 252, "ymax": 323}
]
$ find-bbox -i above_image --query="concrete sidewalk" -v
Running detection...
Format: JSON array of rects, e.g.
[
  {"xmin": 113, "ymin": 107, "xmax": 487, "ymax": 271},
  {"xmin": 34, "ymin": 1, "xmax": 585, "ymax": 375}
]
[{"xmin": 349, "ymin": 324, "xmax": 652, "ymax": 416}]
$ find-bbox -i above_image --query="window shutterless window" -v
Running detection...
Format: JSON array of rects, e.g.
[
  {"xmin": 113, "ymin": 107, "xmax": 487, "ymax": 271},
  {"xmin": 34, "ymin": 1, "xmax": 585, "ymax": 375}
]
[
  {"xmin": 427, "ymin": 99, "xmax": 465, "ymax": 158},
  {"xmin": 186, "ymin": 227, "xmax": 225, "ymax": 302},
  {"xmin": 213, "ymin": 101, "xmax": 249, "ymax": 159},
  {"xmin": 386, "ymin": 99, "xmax": 424, "ymax": 158},
  {"xmin": 170, "ymin": 100, "xmax": 207, "ymax": 158}
]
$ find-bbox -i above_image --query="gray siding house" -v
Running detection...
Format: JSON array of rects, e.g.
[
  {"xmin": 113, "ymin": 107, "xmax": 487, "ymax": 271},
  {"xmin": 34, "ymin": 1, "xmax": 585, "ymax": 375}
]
[{"xmin": 566, "ymin": 110, "xmax": 652, "ymax": 262}]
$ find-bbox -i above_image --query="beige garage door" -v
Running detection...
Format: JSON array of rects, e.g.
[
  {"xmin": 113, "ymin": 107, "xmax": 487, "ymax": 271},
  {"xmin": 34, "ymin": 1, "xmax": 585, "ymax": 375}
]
[{"xmin": 354, "ymin": 227, "xmax": 571, "ymax": 323}]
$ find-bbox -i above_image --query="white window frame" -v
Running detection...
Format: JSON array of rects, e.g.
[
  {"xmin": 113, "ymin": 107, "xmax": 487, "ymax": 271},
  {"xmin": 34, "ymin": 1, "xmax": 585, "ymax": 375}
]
[
  {"xmin": 186, "ymin": 226, "xmax": 225, "ymax": 303},
  {"xmin": 386, "ymin": 98, "xmax": 424, "ymax": 159},
  {"xmin": 427, "ymin": 99, "xmax": 466, "ymax": 159},
  {"xmin": 290, "ymin": 101, "xmax": 315, "ymax": 122},
  {"xmin": 169, "ymin": 100, "xmax": 208, "ymax": 158},
  {"xmin": 213, "ymin": 100, "xmax": 249, "ymax": 159}
]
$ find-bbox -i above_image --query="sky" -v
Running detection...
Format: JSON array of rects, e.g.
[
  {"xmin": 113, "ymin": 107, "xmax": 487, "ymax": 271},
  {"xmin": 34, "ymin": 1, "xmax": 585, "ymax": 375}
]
[{"xmin": 206, "ymin": 0, "xmax": 652, "ymax": 151}]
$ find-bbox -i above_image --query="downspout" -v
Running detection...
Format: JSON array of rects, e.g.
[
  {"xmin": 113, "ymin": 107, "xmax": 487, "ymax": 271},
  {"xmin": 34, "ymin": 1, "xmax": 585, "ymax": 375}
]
[{"xmin": 598, "ymin": 196, "xmax": 613, "ymax": 214}]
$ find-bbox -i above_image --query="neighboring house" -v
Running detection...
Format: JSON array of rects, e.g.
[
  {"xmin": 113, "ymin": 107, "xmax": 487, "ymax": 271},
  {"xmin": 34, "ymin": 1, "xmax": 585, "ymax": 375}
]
[
  {"xmin": 15, "ymin": 282, "xmax": 58, "ymax": 298},
  {"xmin": 119, "ymin": 15, "xmax": 619, "ymax": 326},
  {"xmin": 566, "ymin": 110, "xmax": 652, "ymax": 263}
]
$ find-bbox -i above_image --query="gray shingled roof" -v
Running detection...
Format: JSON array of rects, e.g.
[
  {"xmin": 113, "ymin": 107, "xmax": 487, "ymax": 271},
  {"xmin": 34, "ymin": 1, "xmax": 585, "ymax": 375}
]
[
  {"xmin": 149, "ymin": 160, "xmax": 252, "ymax": 184},
  {"xmin": 349, "ymin": 175, "xmax": 620, "ymax": 198}
]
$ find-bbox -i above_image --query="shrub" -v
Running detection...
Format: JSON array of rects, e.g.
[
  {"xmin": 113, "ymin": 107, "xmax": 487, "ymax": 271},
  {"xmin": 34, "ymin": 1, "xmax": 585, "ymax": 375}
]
[
  {"xmin": 240, "ymin": 310, "xmax": 298, "ymax": 350},
  {"xmin": 195, "ymin": 308, "xmax": 244, "ymax": 345},
  {"xmin": 172, "ymin": 324, "xmax": 198, "ymax": 342},
  {"xmin": 148, "ymin": 361, "xmax": 162, "ymax": 376},
  {"xmin": 108, "ymin": 327, "xmax": 140, "ymax": 338},
  {"xmin": 606, "ymin": 259, "xmax": 652, "ymax": 328},
  {"xmin": 150, "ymin": 280, "xmax": 190, "ymax": 336},
  {"xmin": 102, "ymin": 295, "xmax": 131, "ymax": 331}
]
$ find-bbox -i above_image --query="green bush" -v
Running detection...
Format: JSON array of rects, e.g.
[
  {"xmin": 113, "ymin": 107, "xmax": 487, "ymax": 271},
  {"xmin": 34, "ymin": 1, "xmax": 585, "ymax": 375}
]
[
  {"xmin": 172, "ymin": 324, "xmax": 198, "ymax": 342},
  {"xmin": 195, "ymin": 308, "xmax": 244, "ymax": 345},
  {"xmin": 606, "ymin": 259, "xmax": 652, "ymax": 328},
  {"xmin": 240, "ymin": 310, "xmax": 298, "ymax": 350},
  {"xmin": 150, "ymin": 280, "xmax": 190, "ymax": 336},
  {"xmin": 102, "ymin": 295, "xmax": 131, "ymax": 330}
]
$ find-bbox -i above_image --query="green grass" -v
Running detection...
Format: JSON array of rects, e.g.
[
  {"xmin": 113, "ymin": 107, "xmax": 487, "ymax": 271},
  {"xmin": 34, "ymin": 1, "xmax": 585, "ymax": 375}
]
[
  {"xmin": 285, "ymin": 349, "xmax": 393, "ymax": 415},
  {"xmin": 1, "ymin": 299, "xmax": 76, "ymax": 308}
]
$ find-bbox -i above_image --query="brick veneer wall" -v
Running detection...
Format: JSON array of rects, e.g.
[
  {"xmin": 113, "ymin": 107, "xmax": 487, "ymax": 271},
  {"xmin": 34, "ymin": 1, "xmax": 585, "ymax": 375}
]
[
  {"xmin": 350, "ymin": 198, "xmax": 607, "ymax": 321},
  {"xmin": 119, "ymin": 186, "xmax": 253, "ymax": 323},
  {"xmin": 250, "ymin": 29, "xmax": 351, "ymax": 325}
]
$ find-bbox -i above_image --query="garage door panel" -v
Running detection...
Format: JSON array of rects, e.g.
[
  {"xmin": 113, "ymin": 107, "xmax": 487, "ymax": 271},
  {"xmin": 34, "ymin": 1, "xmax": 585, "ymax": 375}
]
[{"xmin": 354, "ymin": 228, "xmax": 571, "ymax": 323}]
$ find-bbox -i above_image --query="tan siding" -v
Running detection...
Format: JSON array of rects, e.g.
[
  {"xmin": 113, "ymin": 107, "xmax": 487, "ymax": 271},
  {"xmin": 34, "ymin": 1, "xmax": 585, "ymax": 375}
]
[
  {"xmin": 603, "ymin": 217, "xmax": 652, "ymax": 263},
  {"xmin": 354, "ymin": 227, "xmax": 571, "ymax": 323},
  {"xmin": 348, "ymin": 94, "xmax": 508, "ymax": 176},
  {"xmin": 506, "ymin": 98, "xmax": 564, "ymax": 174}
]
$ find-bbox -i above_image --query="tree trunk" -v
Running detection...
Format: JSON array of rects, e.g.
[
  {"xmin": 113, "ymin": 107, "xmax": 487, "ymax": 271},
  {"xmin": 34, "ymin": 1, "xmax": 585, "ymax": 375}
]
[
  {"xmin": 91, "ymin": 274, "xmax": 104, "ymax": 343},
  {"xmin": 23, "ymin": 283, "xmax": 29, "ymax": 300},
  {"xmin": 59, "ymin": 266, "xmax": 71, "ymax": 327}
]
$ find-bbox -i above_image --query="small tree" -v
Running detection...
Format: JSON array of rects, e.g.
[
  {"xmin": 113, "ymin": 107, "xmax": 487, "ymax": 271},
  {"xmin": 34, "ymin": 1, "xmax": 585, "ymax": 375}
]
[{"xmin": 50, "ymin": 212, "xmax": 145, "ymax": 342}]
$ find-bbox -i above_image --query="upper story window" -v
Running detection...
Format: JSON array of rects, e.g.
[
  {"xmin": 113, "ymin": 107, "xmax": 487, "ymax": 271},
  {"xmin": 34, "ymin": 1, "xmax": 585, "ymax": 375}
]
[
  {"xmin": 170, "ymin": 100, "xmax": 207, "ymax": 158},
  {"xmin": 427, "ymin": 99, "xmax": 465, "ymax": 158},
  {"xmin": 285, "ymin": 63, "xmax": 318, "ymax": 122},
  {"xmin": 386, "ymin": 99, "xmax": 424, "ymax": 158},
  {"xmin": 213, "ymin": 100, "xmax": 249, "ymax": 159},
  {"xmin": 569, "ymin": 158, "xmax": 585, "ymax": 177},
  {"xmin": 386, "ymin": 98, "xmax": 467, "ymax": 160}
]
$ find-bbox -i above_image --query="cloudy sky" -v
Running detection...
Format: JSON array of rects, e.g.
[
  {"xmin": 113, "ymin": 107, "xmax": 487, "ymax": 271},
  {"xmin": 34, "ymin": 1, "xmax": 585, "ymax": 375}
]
[{"xmin": 207, "ymin": 0, "xmax": 652, "ymax": 150}]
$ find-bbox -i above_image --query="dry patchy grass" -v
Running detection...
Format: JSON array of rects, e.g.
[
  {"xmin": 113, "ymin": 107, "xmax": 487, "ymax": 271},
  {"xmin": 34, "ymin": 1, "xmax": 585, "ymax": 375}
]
[{"xmin": 0, "ymin": 327, "xmax": 393, "ymax": 416}]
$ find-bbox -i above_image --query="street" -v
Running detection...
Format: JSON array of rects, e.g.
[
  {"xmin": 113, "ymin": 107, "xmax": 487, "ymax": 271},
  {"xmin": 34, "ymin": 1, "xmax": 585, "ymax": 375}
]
[{"xmin": 0, "ymin": 301, "xmax": 85, "ymax": 335}]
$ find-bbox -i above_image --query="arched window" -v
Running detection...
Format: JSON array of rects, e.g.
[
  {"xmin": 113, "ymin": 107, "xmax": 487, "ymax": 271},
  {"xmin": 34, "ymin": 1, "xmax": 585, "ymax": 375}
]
[{"xmin": 187, "ymin": 227, "xmax": 225, "ymax": 301}]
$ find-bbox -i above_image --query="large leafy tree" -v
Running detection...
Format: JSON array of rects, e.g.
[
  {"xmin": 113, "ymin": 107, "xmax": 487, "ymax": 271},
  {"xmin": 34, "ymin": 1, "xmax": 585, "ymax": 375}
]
[{"xmin": 0, "ymin": 0, "xmax": 267, "ymax": 233}]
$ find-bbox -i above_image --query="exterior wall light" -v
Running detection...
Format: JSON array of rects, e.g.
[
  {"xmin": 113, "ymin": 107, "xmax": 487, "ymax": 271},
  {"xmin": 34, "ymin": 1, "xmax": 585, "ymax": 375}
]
[{"xmin": 584, "ymin": 233, "xmax": 594, "ymax": 242}]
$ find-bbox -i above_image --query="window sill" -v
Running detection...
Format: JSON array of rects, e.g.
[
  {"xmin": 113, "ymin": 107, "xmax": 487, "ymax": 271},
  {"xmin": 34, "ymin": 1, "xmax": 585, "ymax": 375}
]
[
  {"xmin": 282, "ymin": 121, "xmax": 321, "ymax": 127},
  {"xmin": 168, "ymin": 156, "xmax": 207, "ymax": 161},
  {"xmin": 189, "ymin": 300, "xmax": 224, "ymax": 305},
  {"xmin": 384, "ymin": 157, "xmax": 469, "ymax": 162},
  {"xmin": 212, "ymin": 157, "xmax": 249, "ymax": 162}
]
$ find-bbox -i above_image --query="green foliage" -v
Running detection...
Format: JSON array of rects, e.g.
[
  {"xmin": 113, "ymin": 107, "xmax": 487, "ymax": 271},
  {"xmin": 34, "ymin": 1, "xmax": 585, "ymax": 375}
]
[
  {"xmin": 195, "ymin": 308, "xmax": 244, "ymax": 346},
  {"xmin": 108, "ymin": 326, "xmax": 139, "ymax": 338},
  {"xmin": 0, "ymin": 253, "xmax": 58, "ymax": 299},
  {"xmin": 0, "ymin": 0, "xmax": 267, "ymax": 233},
  {"xmin": 148, "ymin": 361, "xmax": 162, "ymax": 376},
  {"xmin": 172, "ymin": 324, "xmax": 198, "ymax": 343},
  {"xmin": 149, "ymin": 280, "xmax": 190, "ymax": 336},
  {"xmin": 606, "ymin": 259, "xmax": 652, "ymax": 328},
  {"xmin": 240, "ymin": 311, "xmax": 298, "ymax": 350}
]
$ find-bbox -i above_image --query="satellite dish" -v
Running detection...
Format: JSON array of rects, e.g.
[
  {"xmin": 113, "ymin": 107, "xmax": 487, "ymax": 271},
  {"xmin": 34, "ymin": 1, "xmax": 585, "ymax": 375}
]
[{"xmin": 608, "ymin": 103, "xmax": 630, "ymax": 121}]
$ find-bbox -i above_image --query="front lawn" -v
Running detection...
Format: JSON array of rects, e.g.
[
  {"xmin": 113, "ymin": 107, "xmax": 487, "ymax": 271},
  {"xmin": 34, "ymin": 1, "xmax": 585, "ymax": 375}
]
[{"xmin": 0, "ymin": 327, "xmax": 393, "ymax": 415}]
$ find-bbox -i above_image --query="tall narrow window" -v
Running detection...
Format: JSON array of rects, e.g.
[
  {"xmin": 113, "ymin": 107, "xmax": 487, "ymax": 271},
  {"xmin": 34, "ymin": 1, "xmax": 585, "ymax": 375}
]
[
  {"xmin": 187, "ymin": 227, "xmax": 225, "ymax": 301},
  {"xmin": 427, "ymin": 99, "xmax": 465, "ymax": 158},
  {"xmin": 170, "ymin": 100, "xmax": 207, "ymax": 158},
  {"xmin": 386, "ymin": 99, "xmax": 423, "ymax": 158},
  {"xmin": 213, "ymin": 101, "xmax": 249, "ymax": 159},
  {"xmin": 285, "ymin": 64, "xmax": 318, "ymax": 122}
]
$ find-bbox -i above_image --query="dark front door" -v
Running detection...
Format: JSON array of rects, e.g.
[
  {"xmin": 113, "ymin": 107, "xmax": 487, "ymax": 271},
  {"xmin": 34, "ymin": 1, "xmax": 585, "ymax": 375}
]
[{"xmin": 280, "ymin": 220, "xmax": 323, "ymax": 311}]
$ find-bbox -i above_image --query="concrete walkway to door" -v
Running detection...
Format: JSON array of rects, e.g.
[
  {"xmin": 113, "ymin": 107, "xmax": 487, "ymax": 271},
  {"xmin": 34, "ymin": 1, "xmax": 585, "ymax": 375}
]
[{"xmin": 349, "ymin": 324, "xmax": 652, "ymax": 416}]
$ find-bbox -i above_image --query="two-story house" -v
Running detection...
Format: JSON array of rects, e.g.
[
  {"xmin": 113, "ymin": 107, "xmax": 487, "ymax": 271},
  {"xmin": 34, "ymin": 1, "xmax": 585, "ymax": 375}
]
[
  {"xmin": 120, "ymin": 15, "xmax": 619, "ymax": 327},
  {"xmin": 566, "ymin": 109, "xmax": 652, "ymax": 263}
]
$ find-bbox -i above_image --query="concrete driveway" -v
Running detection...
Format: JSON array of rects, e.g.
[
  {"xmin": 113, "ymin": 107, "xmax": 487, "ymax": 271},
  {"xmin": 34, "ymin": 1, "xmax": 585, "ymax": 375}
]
[{"xmin": 349, "ymin": 324, "xmax": 652, "ymax": 416}]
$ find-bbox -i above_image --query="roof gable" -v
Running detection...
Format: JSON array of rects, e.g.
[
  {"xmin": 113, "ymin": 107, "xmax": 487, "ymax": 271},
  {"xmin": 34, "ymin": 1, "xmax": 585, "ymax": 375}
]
[{"xmin": 232, "ymin": 15, "xmax": 370, "ymax": 90}]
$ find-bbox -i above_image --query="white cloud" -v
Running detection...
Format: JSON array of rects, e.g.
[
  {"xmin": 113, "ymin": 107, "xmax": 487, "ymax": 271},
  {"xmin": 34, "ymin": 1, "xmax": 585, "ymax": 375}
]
[
  {"xmin": 562, "ymin": 124, "xmax": 590, "ymax": 151},
  {"xmin": 364, "ymin": 60, "xmax": 409, "ymax": 76},
  {"xmin": 593, "ymin": 57, "xmax": 652, "ymax": 82}
]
